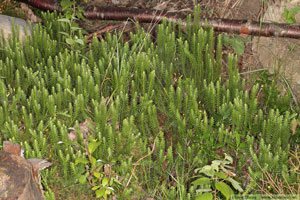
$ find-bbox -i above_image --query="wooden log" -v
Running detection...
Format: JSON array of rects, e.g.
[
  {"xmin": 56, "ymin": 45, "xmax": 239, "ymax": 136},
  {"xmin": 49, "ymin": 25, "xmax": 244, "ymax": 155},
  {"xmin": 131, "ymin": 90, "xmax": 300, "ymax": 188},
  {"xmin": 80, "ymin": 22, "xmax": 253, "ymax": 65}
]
[{"xmin": 0, "ymin": 142, "xmax": 51, "ymax": 200}]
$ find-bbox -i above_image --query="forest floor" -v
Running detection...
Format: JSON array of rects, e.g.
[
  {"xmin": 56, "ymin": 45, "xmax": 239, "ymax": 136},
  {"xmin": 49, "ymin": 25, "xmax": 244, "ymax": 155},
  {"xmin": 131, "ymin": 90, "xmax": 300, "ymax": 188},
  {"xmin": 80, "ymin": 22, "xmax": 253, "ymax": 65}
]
[{"xmin": 1, "ymin": 0, "xmax": 298, "ymax": 199}]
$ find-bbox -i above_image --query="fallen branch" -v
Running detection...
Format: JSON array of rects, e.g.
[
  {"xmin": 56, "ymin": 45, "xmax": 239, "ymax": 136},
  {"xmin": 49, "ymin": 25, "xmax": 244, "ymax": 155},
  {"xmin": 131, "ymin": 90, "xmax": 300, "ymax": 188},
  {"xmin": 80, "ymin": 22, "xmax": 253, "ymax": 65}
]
[
  {"xmin": 86, "ymin": 22, "xmax": 127, "ymax": 42},
  {"xmin": 18, "ymin": 0, "xmax": 300, "ymax": 39},
  {"xmin": 19, "ymin": 0, "xmax": 61, "ymax": 12},
  {"xmin": 202, "ymin": 18, "xmax": 300, "ymax": 39}
]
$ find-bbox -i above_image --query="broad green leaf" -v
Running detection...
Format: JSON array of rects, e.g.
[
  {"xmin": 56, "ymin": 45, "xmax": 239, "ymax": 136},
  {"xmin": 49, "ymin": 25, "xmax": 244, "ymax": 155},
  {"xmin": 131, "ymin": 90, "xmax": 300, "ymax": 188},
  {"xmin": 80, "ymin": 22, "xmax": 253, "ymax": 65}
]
[
  {"xmin": 96, "ymin": 188, "xmax": 105, "ymax": 198},
  {"xmin": 88, "ymin": 135, "xmax": 97, "ymax": 142},
  {"xmin": 75, "ymin": 39, "xmax": 84, "ymax": 45},
  {"xmin": 75, "ymin": 157, "xmax": 88, "ymax": 165},
  {"xmin": 224, "ymin": 153, "xmax": 233, "ymax": 163},
  {"xmin": 79, "ymin": 175, "xmax": 87, "ymax": 184},
  {"xmin": 93, "ymin": 171, "xmax": 101, "ymax": 178},
  {"xmin": 215, "ymin": 182, "xmax": 234, "ymax": 199},
  {"xmin": 200, "ymin": 166, "xmax": 215, "ymax": 177},
  {"xmin": 59, "ymin": 31, "xmax": 70, "ymax": 37},
  {"xmin": 57, "ymin": 18, "xmax": 70, "ymax": 23},
  {"xmin": 66, "ymin": 38, "xmax": 75, "ymax": 45},
  {"xmin": 230, "ymin": 38, "xmax": 245, "ymax": 57},
  {"xmin": 102, "ymin": 177, "xmax": 109, "ymax": 187},
  {"xmin": 88, "ymin": 142, "xmax": 100, "ymax": 154},
  {"xmin": 61, "ymin": 0, "xmax": 76, "ymax": 10},
  {"xmin": 215, "ymin": 172, "xmax": 228, "ymax": 179},
  {"xmin": 196, "ymin": 188, "xmax": 212, "ymax": 193},
  {"xmin": 92, "ymin": 178, "xmax": 98, "ymax": 184},
  {"xmin": 286, "ymin": 7, "xmax": 300, "ymax": 24},
  {"xmin": 211, "ymin": 160, "xmax": 221, "ymax": 171},
  {"xmin": 228, "ymin": 177, "xmax": 244, "ymax": 192},
  {"xmin": 192, "ymin": 177, "xmax": 211, "ymax": 186},
  {"xmin": 66, "ymin": 13, "xmax": 73, "ymax": 20},
  {"xmin": 71, "ymin": 16, "xmax": 78, "ymax": 21},
  {"xmin": 110, "ymin": 178, "xmax": 114, "ymax": 185},
  {"xmin": 222, "ymin": 34, "xmax": 250, "ymax": 57},
  {"xmin": 112, "ymin": 178, "xmax": 122, "ymax": 185},
  {"xmin": 92, "ymin": 185, "xmax": 100, "ymax": 190},
  {"xmin": 91, "ymin": 156, "xmax": 96, "ymax": 166},
  {"xmin": 195, "ymin": 193, "xmax": 213, "ymax": 200},
  {"xmin": 71, "ymin": 26, "xmax": 82, "ymax": 31}
]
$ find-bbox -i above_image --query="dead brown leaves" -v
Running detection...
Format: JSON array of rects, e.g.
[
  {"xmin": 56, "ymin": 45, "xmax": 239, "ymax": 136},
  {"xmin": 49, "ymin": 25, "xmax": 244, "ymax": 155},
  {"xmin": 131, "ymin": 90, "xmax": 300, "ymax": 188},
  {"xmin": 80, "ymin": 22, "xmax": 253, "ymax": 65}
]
[{"xmin": 68, "ymin": 119, "xmax": 94, "ymax": 141}]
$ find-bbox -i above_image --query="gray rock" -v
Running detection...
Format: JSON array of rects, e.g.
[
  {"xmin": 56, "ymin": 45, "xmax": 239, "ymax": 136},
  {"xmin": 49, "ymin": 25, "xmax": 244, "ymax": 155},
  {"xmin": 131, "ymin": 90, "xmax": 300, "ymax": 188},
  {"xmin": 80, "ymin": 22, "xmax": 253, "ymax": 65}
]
[{"xmin": 0, "ymin": 14, "xmax": 32, "ymax": 43}]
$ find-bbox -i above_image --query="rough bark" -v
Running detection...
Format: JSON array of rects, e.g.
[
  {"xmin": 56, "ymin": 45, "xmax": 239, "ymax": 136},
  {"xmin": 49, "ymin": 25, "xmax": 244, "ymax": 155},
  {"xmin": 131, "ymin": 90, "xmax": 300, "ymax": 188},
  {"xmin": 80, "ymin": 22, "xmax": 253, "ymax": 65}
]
[{"xmin": 0, "ymin": 151, "xmax": 45, "ymax": 200}]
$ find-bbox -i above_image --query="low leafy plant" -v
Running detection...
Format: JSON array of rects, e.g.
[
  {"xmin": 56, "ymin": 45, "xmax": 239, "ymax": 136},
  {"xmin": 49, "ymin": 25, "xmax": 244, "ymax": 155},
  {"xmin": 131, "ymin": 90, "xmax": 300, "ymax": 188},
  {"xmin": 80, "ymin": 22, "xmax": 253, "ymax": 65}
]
[
  {"xmin": 75, "ymin": 136, "xmax": 122, "ymax": 199},
  {"xmin": 58, "ymin": 0, "xmax": 87, "ymax": 49},
  {"xmin": 283, "ymin": 7, "xmax": 300, "ymax": 24},
  {"xmin": 254, "ymin": 69, "xmax": 292, "ymax": 112},
  {"xmin": 192, "ymin": 154, "xmax": 244, "ymax": 200},
  {"xmin": 222, "ymin": 34, "xmax": 251, "ymax": 57}
]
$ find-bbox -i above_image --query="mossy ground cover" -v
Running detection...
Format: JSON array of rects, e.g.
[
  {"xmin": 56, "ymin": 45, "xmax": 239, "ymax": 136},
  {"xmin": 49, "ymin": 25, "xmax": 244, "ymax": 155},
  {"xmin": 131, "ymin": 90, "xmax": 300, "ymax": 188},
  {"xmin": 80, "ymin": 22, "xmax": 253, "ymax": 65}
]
[{"xmin": 0, "ymin": 7, "xmax": 299, "ymax": 199}]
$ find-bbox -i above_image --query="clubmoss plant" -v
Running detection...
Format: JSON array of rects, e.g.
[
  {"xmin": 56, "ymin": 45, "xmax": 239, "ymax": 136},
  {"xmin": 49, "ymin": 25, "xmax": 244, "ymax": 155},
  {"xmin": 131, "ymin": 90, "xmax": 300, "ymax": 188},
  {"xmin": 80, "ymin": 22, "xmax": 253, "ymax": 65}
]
[{"xmin": 0, "ymin": 4, "xmax": 298, "ymax": 199}]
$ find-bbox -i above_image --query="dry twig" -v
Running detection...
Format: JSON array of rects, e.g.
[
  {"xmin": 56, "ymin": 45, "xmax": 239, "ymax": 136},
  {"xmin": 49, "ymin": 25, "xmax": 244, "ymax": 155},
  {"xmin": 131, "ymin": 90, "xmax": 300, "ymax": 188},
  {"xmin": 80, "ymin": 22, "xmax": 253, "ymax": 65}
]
[{"xmin": 125, "ymin": 136, "xmax": 157, "ymax": 188}]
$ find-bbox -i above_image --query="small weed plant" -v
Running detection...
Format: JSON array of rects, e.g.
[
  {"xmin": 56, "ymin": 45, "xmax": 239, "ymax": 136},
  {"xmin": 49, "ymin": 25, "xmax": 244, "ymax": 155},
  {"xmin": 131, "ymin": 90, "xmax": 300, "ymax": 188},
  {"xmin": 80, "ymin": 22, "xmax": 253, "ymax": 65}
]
[
  {"xmin": 75, "ymin": 135, "xmax": 122, "ymax": 199},
  {"xmin": 53, "ymin": 0, "xmax": 87, "ymax": 51},
  {"xmin": 192, "ymin": 154, "xmax": 243, "ymax": 200},
  {"xmin": 283, "ymin": 6, "xmax": 300, "ymax": 24}
]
